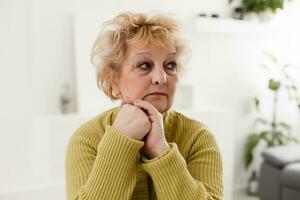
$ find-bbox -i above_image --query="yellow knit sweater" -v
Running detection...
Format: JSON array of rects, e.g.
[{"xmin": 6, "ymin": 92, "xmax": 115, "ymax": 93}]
[{"xmin": 65, "ymin": 107, "xmax": 223, "ymax": 200}]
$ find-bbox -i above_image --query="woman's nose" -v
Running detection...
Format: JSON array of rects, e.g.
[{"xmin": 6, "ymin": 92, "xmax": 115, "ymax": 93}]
[{"xmin": 151, "ymin": 67, "xmax": 167, "ymax": 85}]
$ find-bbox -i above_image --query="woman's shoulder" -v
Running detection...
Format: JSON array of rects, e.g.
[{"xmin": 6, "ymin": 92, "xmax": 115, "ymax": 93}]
[
  {"xmin": 171, "ymin": 110, "xmax": 220, "ymax": 153},
  {"xmin": 171, "ymin": 110, "xmax": 217, "ymax": 142},
  {"xmin": 171, "ymin": 110, "xmax": 209, "ymax": 133}
]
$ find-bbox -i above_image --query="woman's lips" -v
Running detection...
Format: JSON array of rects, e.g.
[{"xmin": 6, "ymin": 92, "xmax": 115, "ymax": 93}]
[
  {"xmin": 149, "ymin": 92, "xmax": 167, "ymax": 95},
  {"xmin": 145, "ymin": 92, "xmax": 167, "ymax": 98},
  {"xmin": 142, "ymin": 92, "xmax": 167, "ymax": 100}
]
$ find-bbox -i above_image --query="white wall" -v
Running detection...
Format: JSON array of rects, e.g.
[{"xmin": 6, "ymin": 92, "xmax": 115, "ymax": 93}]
[
  {"xmin": 1, "ymin": 0, "xmax": 300, "ymax": 195},
  {"xmin": 30, "ymin": 0, "xmax": 78, "ymax": 115},
  {"xmin": 0, "ymin": 0, "xmax": 34, "ymax": 191}
]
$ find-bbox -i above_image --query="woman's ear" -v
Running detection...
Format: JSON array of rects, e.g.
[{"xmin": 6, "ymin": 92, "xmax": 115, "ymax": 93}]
[{"xmin": 111, "ymin": 78, "xmax": 121, "ymax": 97}]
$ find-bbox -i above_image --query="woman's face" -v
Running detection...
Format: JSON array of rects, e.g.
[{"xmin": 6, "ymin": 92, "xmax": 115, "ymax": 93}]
[{"xmin": 113, "ymin": 42, "xmax": 178, "ymax": 113}]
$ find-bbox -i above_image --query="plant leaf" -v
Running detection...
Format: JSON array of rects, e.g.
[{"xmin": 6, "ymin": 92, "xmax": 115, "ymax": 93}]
[
  {"xmin": 264, "ymin": 52, "xmax": 278, "ymax": 64},
  {"xmin": 275, "ymin": 132, "xmax": 287, "ymax": 145},
  {"xmin": 244, "ymin": 133, "xmax": 260, "ymax": 169},
  {"xmin": 278, "ymin": 122, "xmax": 291, "ymax": 130},
  {"xmin": 259, "ymin": 131, "xmax": 273, "ymax": 146},
  {"xmin": 254, "ymin": 97, "xmax": 260, "ymax": 112},
  {"xmin": 290, "ymin": 137, "xmax": 299, "ymax": 143},
  {"xmin": 269, "ymin": 79, "xmax": 281, "ymax": 91},
  {"xmin": 254, "ymin": 117, "xmax": 270, "ymax": 126}
]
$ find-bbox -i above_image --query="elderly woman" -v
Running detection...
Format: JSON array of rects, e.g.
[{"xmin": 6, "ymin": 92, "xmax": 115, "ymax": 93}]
[{"xmin": 65, "ymin": 12, "xmax": 223, "ymax": 200}]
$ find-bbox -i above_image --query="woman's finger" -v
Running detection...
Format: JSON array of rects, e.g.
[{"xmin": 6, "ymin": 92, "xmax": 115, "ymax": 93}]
[{"xmin": 133, "ymin": 99, "xmax": 157, "ymax": 116}]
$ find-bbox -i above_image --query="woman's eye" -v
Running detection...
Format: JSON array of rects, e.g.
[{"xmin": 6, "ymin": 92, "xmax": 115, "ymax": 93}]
[
  {"xmin": 138, "ymin": 62, "xmax": 151, "ymax": 70},
  {"xmin": 165, "ymin": 62, "xmax": 177, "ymax": 71}
]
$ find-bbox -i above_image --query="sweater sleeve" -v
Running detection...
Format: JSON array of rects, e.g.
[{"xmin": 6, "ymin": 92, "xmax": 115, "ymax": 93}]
[
  {"xmin": 140, "ymin": 128, "xmax": 223, "ymax": 200},
  {"xmin": 65, "ymin": 125, "xmax": 144, "ymax": 200}
]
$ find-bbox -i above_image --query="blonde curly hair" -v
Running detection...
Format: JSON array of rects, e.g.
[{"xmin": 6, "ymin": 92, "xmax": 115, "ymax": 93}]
[{"xmin": 90, "ymin": 11, "xmax": 189, "ymax": 101}]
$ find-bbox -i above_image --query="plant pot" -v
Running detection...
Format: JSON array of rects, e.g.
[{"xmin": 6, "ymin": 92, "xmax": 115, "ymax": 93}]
[
  {"xmin": 259, "ymin": 8, "xmax": 275, "ymax": 22},
  {"xmin": 243, "ymin": 12, "xmax": 260, "ymax": 22},
  {"xmin": 60, "ymin": 103, "xmax": 69, "ymax": 114},
  {"xmin": 247, "ymin": 170, "xmax": 259, "ymax": 196}
]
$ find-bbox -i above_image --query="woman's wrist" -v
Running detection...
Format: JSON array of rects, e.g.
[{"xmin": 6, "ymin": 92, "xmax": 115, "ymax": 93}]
[{"xmin": 147, "ymin": 142, "xmax": 171, "ymax": 159}]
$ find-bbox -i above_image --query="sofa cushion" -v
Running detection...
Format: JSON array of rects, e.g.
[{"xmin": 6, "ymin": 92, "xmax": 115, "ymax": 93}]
[
  {"xmin": 281, "ymin": 186, "xmax": 300, "ymax": 200},
  {"xmin": 281, "ymin": 163, "xmax": 300, "ymax": 190},
  {"xmin": 259, "ymin": 162, "xmax": 282, "ymax": 200},
  {"xmin": 261, "ymin": 144, "xmax": 300, "ymax": 168}
]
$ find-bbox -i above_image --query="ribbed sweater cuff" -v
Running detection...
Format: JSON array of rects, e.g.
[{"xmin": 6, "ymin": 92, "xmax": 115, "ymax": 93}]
[
  {"xmin": 98, "ymin": 125, "xmax": 144, "ymax": 157},
  {"xmin": 140, "ymin": 143, "xmax": 207, "ymax": 199},
  {"xmin": 140, "ymin": 143, "xmax": 186, "ymax": 171}
]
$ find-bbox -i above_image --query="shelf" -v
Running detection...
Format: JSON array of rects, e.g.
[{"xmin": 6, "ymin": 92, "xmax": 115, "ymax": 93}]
[
  {"xmin": 195, "ymin": 17, "xmax": 277, "ymax": 35},
  {"xmin": 33, "ymin": 112, "xmax": 93, "ymax": 120}
]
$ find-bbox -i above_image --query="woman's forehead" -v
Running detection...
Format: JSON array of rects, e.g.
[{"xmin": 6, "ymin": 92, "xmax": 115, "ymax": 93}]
[{"xmin": 126, "ymin": 43, "xmax": 176, "ymax": 58}]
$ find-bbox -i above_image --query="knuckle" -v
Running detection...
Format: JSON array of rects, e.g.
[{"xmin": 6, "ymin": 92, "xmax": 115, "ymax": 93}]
[{"xmin": 133, "ymin": 106, "xmax": 140, "ymax": 111}]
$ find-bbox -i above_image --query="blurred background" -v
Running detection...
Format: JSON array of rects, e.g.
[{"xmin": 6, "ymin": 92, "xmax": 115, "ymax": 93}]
[{"xmin": 1, "ymin": 0, "xmax": 300, "ymax": 199}]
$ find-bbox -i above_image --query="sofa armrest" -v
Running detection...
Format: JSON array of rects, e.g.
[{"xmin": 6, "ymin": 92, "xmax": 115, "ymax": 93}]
[{"xmin": 262, "ymin": 144, "xmax": 300, "ymax": 168}]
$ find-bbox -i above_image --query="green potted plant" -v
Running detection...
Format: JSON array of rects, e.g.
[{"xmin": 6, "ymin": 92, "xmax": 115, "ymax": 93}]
[
  {"xmin": 244, "ymin": 0, "xmax": 284, "ymax": 21},
  {"xmin": 229, "ymin": 0, "xmax": 288, "ymax": 22},
  {"xmin": 59, "ymin": 83, "xmax": 72, "ymax": 114},
  {"xmin": 244, "ymin": 52, "xmax": 300, "ymax": 170}
]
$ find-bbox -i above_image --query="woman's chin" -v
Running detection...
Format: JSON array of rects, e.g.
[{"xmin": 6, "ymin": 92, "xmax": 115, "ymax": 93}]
[
  {"xmin": 143, "ymin": 95, "xmax": 171, "ymax": 113},
  {"xmin": 149, "ymin": 100, "xmax": 169, "ymax": 113}
]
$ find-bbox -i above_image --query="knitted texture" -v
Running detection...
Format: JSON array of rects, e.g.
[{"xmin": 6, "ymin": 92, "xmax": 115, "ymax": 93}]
[{"xmin": 65, "ymin": 107, "xmax": 223, "ymax": 200}]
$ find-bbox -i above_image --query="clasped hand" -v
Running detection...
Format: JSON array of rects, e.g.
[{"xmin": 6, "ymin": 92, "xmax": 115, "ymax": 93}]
[{"xmin": 112, "ymin": 99, "xmax": 170, "ymax": 159}]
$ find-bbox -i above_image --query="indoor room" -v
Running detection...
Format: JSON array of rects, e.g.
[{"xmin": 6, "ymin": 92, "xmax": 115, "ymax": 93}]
[{"xmin": 1, "ymin": 0, "xmax": 300, "ymax": 199}]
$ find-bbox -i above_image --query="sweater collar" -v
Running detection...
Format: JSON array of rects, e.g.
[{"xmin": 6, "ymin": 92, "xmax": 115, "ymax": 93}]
[{"xmin": 162, "ymin": 107, "xmax": 175, "ymax": 142}]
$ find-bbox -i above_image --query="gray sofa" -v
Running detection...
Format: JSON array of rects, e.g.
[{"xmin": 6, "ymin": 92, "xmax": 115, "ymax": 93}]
[{"xmin": 259, "ymin": 144, "xmax": 300, "ymax": 200}]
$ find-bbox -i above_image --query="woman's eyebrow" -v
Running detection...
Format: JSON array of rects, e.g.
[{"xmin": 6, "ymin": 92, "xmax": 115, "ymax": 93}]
[{"xmin": 132, "ymin": 51, "xmax": 176, "ymax": 57}]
